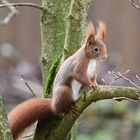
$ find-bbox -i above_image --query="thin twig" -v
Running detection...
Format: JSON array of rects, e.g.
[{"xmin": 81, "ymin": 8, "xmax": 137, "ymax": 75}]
[
  {"xmin": 0, "ymin": 11, "xmax": 17, "ymax": 25},
  {"xmin": 21, "ymin": 75, "xmax": 37, "ymax": 97},
  {"xmin": 109, "ymin": 71, "xmax": 140, "ymax": 98},
  {"xmin": 108, "ymin": 70, "xmax": 140, "ymax": 90},
  {"xmin": 118, "ymin": 72, "xmax": 140, "ymax": 90},
  {"xmin": 113, "ymin": 97, "xmax": 140, "ymax": 102},
  {"xmin": 101, "ymin": 78, "xmax": 106, "ymax": 85},
  {"xmin": 1, "ymin": 0, "xmax": 18, "ymax": 12},
  {"xmin": 109, "ymin": 70, "xmax": 130, "ymax": 85},
  {"xmin": 0, "ymin": 2, "xmax": 43, "ymax": 10},
  {"xmin": 0, "ymin": 0, "xmax": 19, "ymax": 26},
  {"xmin": 136, "ymin": 75, "xmax": 140, "ymax": 81},
  {"xmin": 129, "ymin": 0, "xmax": 140, "ymax": 10}
]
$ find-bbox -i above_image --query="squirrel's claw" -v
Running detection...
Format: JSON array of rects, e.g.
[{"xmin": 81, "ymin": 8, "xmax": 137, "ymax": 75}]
[
  {"xmin": 69, "ymin": 105, "xmax": 79, "ymax": 117},
  {"xmin": 89, "ymin": 82, "xmax": 98, "ymax": 90}
]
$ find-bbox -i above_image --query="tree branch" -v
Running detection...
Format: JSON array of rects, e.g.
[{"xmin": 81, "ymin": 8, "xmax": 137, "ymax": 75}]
[
  {"xmin": 0, "ymin": 0, "xmax": 19, "ymax": 26},
  {"xmin": 46, "ymin": 85, "xmax": 140, "ymax": 140},
  {"xmin": 0, "ymin": 2, "xmax": 43, "ymax": 10},
  {"xmin": 108, "ymin": 70, "xmax": 140, "ymax": 90},
  {"xmin": 129, "ymin": 0, "xmax": 140, "ymax": 10}
]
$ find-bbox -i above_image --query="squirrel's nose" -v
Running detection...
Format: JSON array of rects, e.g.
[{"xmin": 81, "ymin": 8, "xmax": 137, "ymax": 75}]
[{"xmin": 103, "ymin": 54, "xmax": 107, "ymax": 60}]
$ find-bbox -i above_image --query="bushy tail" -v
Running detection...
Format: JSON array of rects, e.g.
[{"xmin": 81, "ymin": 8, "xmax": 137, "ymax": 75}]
[{"xmin": 8, "ymin": 98, "xmax": 53, "ymax": 139}]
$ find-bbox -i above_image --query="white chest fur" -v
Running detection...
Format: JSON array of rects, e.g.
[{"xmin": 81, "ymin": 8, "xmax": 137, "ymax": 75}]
[
  {"xmin": 87, "ymin": 59, "xmax": 96, "ymax": 79},
  {"xmin": 71, "ymin": 80, "xmax": 81, "ymax": 100},
  {"xmin": 71, "ymin": 59, "xmax": 97, "ymax": 101}
]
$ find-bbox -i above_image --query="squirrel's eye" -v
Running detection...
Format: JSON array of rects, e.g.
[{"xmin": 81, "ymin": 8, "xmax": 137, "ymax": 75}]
[{"xmin": 93, "ymin": 47, "xmax": 99, "ymax": 52}]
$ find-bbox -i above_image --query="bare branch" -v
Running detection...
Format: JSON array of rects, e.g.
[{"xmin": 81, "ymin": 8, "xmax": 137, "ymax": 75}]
[
  {"xmin": 0, "ymin": 0, "xmax": 19, "ymax": 26},
  {"xmin": 129, "ymin": 0, "xmax": 140, "ymax": 10},
  {"xmin": 20, "ymin": 75, "xmax": 37, "ymax": 97},
  {"xmin": 108, "ymin": 70, "xmax": 140, "ymax": 91},
  {"xmin": 136, "ymin": 75, "xmax": 140, "ymax": 81},
  {"xmin": 108, "ymin": 70, "xmax": 130, "ymax": 85},
  {"xmin": 0, "ymin": 2, "xmax": 43, "ymax": 10},
  {"xmin": 101, "ymin": 78, "xmax": 107, "ymax": 85},
  {"xmin": 113, "ymin": 96, "xmax": 139, "ymax": 102}
]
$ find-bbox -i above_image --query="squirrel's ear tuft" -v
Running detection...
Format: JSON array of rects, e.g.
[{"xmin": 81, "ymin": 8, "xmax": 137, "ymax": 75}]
[
  {"xmin": 86, "ymin": 21, "xmax": 95, "ymax": 45},
  {"xmin": 96, "ymin": 21, "xmax": 106, "ymax": 40}
]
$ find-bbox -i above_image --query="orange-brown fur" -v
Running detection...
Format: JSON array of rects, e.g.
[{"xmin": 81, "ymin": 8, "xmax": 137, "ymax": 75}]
[
  {"xmin": 8, "ymin": 98, "xmax": 53, "ymax": 139},
  {"xmin": 8, "ymin": 21, "xmax": 107, "ymax": 139}
]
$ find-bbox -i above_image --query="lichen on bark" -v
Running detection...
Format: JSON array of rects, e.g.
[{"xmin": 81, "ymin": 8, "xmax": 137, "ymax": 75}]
[
  {"xmin": 63, "ymin": 0, "xmax": 91, "ymax": 59},
  {"xmin": 0, "ymin": 96, "xmax": 13, "ymax": 140},
  {"xmin": 44, "ymin": 54, "xmax": 62, "ymax": 98},
  {"xmin": 40, "ymin": 0, "xmax": 71, "ymax": 88}
]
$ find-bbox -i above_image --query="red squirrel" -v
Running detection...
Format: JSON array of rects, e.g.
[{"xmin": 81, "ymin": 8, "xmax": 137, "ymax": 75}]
[{"xmin": 8, "ymin": 21, "xmax": 107, "ymax": 139}]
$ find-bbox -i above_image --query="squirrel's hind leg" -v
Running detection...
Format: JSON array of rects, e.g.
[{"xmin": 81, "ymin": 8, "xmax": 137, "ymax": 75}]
[{"xmin": 51, "ymin": 86, "xmax": 73, "ymax": 115}]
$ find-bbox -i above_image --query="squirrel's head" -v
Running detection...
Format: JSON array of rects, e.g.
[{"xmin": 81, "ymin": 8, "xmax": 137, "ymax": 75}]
[{"xmin": 84, "ymin": 21, "xmax": 107, "ymax": 60}]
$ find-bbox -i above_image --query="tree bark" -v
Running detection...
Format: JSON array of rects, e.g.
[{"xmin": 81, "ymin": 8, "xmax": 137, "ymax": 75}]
[
  {"xmin": 40, "ymin": 0, "xmax": 71, "ymax": 86},
  {"xmin": 63, "ymin": 0, "xmax": 91, "ymax": 59},
  {"xmin": 0, "ymin": 96, "xmax": 13, "ymax": 140}
]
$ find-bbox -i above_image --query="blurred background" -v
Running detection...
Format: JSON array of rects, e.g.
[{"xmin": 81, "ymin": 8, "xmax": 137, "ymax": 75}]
[{"xmin": 0, "ymin": 0, "xmax": 140, "ymax": 140}]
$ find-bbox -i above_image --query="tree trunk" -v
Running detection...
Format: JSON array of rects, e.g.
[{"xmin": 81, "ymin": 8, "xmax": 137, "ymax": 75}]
[
  {"xmin": 34, "ymin": 0, "xmax": 92, "ymax": 140},
  {"xmin": 0, "ymin": 96, "xmax": 13, "ymax": 140},
  {"xmin": 40, "ymin": 0, "xmax": 71, "ymax": 86}
]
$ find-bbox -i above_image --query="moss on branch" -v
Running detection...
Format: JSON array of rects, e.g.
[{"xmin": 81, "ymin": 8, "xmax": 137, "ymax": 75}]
[{"xmin": 44, "ymin": 54, "xmax": 62, "ymax": 98}]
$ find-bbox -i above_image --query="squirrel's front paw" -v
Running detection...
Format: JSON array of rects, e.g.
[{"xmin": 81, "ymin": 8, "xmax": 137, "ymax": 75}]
[{"xmin": 89, "ymin": 81, "xmax": 98, "ymax": 90}]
